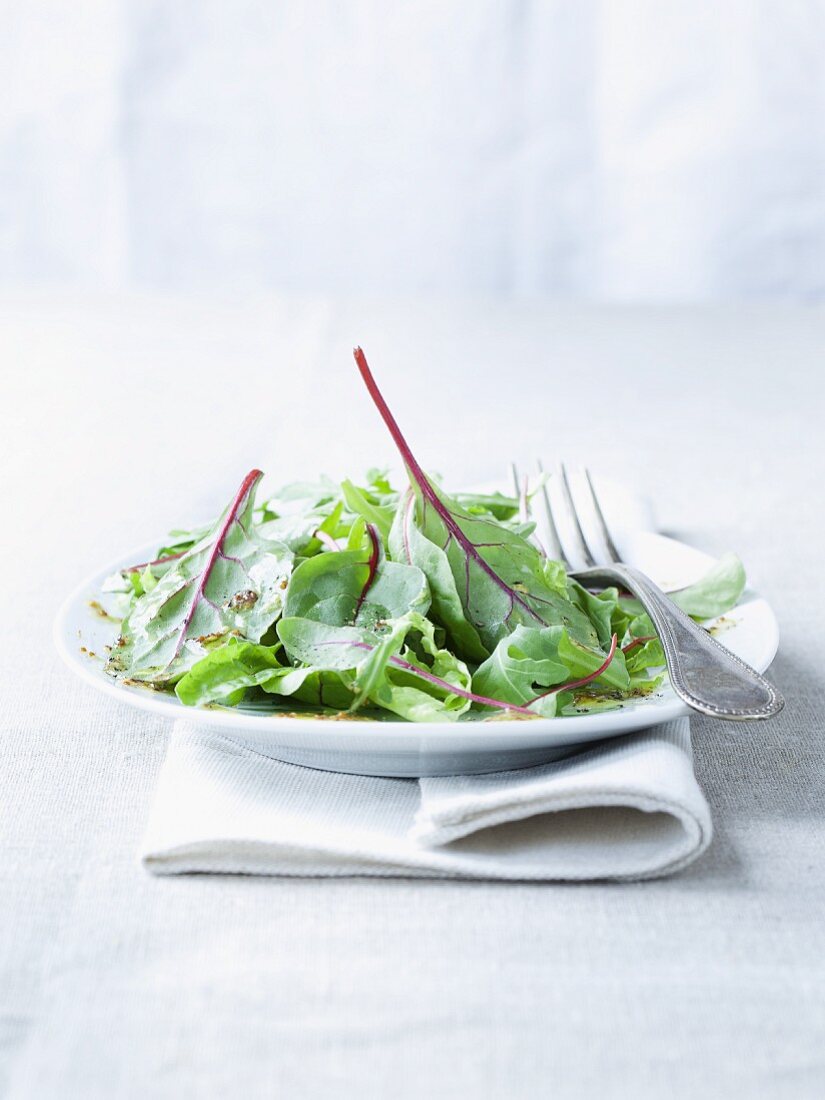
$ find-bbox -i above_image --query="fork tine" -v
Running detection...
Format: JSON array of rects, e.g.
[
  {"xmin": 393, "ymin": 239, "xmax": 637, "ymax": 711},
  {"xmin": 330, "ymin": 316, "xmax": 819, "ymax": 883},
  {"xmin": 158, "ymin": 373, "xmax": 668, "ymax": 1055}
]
[
  {"xmin": 535, "ymin": 460, "xmax": 567, "ymax": 564},
  {"xmin": 558, "ymin": 463, "xmax": 597, "ymax": 567},
  {"xmin": 510, "ymin": 462, "xmax": 528, "ymax": 524},
  {"xmin": 582, "ymin": 469, "xmax": 622, "ymax": 563}
]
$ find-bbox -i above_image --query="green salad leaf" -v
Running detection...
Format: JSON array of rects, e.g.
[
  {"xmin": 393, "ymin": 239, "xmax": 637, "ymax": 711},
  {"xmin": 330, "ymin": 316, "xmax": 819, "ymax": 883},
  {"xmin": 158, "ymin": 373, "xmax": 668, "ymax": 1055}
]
[
  {"xmin": 103, "ymin": 348, "xmax": 750, "ymax": 722},
  {"xmin": 284, "ymin": 523, "xmax": 430, "ymax": 629},
  {"xmin": 666, "ymin": 552, "xmax": 746, "ymax": 620},
  {"xmin": 107, "ymin": 470, "xmax": 292, "ymax": 684},
  {"xmin": 354, "ymin": 348, "xmax": 599, "ymax": 657}
]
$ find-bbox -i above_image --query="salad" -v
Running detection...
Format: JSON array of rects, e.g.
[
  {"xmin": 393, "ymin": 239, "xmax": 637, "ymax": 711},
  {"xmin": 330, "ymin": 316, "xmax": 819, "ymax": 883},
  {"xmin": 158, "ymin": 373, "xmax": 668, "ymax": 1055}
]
[{"xmin": 104, "ymin": 348, "xmax": 745, "ymax": 722}]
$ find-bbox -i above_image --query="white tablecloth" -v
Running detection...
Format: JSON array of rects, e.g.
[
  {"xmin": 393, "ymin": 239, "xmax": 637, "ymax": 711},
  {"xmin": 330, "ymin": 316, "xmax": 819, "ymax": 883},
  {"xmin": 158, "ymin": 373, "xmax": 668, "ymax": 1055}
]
[{"xmin": 1, "ymin": 293, "xmax": 823, "ymax": 1099}]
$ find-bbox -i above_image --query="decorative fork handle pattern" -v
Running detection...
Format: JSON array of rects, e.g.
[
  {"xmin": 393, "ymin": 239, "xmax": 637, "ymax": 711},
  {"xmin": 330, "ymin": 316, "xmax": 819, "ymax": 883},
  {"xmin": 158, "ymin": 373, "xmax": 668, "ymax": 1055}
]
[{"xmin": 572, "ymin": 564, "xmax": 784, "ymax": 720}]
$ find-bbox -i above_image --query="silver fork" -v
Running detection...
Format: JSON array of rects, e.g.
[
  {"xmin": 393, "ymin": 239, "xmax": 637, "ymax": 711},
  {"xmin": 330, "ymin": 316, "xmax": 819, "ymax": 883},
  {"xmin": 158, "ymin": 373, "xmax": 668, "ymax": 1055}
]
[{"xmin": 516, "ymin": 463, "xmax": 783, "ymax": 721}]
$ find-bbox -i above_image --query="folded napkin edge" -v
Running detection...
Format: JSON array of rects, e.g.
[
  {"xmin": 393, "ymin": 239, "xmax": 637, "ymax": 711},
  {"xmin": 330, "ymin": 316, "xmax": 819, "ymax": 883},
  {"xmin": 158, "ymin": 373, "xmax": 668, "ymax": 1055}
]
[
  {"xmin": 410, "ymin": 788, "xmax": 712, "ymax": 849},
  {"xmin": 142, "ymin": 844, "xmax": 711, "ymax": 883}
]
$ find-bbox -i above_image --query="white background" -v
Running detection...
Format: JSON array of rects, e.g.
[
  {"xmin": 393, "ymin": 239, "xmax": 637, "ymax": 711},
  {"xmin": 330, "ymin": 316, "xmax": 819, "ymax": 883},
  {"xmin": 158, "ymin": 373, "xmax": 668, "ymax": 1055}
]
[{"xmin": 2, "ymin": 0, "xmax": 824, "ymax": 300}]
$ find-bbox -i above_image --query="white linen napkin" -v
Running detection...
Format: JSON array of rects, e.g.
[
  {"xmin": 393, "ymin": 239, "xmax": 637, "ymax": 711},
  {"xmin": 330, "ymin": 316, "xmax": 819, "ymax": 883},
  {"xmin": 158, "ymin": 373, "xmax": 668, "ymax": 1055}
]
[{"xmin": 141, "ymin": 717, "xmax": 711, "ymax": 881}]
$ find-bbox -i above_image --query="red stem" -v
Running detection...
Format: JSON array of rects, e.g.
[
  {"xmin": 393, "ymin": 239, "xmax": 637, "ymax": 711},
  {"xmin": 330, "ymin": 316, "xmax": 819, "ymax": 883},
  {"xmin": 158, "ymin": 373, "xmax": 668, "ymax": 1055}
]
[
  {"xmin": 622, "ymin": 635, "xmax": 656, "ymax": 655},
  {"xmin": 353, "ymin": 523, "xmax": 380, "ymax": 619},
  {"xmin": 389, "ymin": 655, "xmax": 536, "ymax": 716},
  {"xmin": 320, "ymin": 638, "xmax": 536, "ymax": 716},
  {"xmin": 530, "ymin": 633, "xmax": 619, "ymax": 702},
  {"xmin": 353, "ymin": 347, "xmax": 542, "ymax": 623}
]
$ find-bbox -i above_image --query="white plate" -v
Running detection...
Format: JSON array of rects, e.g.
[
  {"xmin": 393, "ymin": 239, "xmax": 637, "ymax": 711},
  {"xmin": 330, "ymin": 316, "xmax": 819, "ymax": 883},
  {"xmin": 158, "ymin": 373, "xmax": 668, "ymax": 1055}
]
[{"xmin": 54, "ymin": 527, "xmax": 779, "ymax": 776}]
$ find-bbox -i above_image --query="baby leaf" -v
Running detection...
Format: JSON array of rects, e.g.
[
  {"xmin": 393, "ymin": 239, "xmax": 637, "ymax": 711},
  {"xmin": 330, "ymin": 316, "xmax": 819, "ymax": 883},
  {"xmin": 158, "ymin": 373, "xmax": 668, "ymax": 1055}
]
[
  {"xmin": 340, "ymin": 479, "xmax": 395, "ymax": 542},
  {"xmin": 277, "ymin": 614, "xmax": 536, "ymax": 718},
  {"xmin": 472, "ymin": 625, "xmax": 628, "ymax": 717},
  {"xmin": 619, "ymin": 553, "xmax": 746, "ymax": 622},
  {"xmin": 175, "ymin": 637, "xmax": 356, "ymax": 711},
  {"xmin": 354, "ymin": 347, "xmax": 598, "ymax": 656},
  {"xmin": 472, "ymin": 626, "xmax": 570, "ymax": 715},
  {"xmin": 389, "ymin": 491, "xmax": 488, "ymax": 661},
  {"xmin": 110, "ymin": 470, "xmax": 292, "ymax": 684},
  {"xmin": 176, "ymin": 637, "xmax": 285, "ymax": 707},
  {"xmin": 284, "ymin": 524, "xmax": 430, "ymax": 630}
]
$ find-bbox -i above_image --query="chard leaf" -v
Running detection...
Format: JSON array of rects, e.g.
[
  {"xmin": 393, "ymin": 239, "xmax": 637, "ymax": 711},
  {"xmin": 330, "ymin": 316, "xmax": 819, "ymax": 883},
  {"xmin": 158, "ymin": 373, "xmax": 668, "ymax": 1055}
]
[
  {"xmin": 109, "ymin": 470, "xmax": 292, "ymax": 684},
  {"xmin": 284, "ymin": 523, "xmax": 430, "ymax": 630},
  {"xmin": 389, "ymin": 491, "xmax": 488, "ymax": 661},
  {"xmin": 277, "ymin": 617, "xmax": 376, "ymax": 670},
  {"xmin": 354, "ymin": 348, "xmax": 598, "ymax": 656}
]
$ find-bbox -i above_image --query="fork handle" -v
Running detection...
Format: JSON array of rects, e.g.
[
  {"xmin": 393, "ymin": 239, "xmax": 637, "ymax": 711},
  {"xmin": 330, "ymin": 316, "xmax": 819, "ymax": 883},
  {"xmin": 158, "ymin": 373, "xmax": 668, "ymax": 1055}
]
[{"xmin": 572, "ymin": 564, "xmax": 784, "ymax": 721}]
